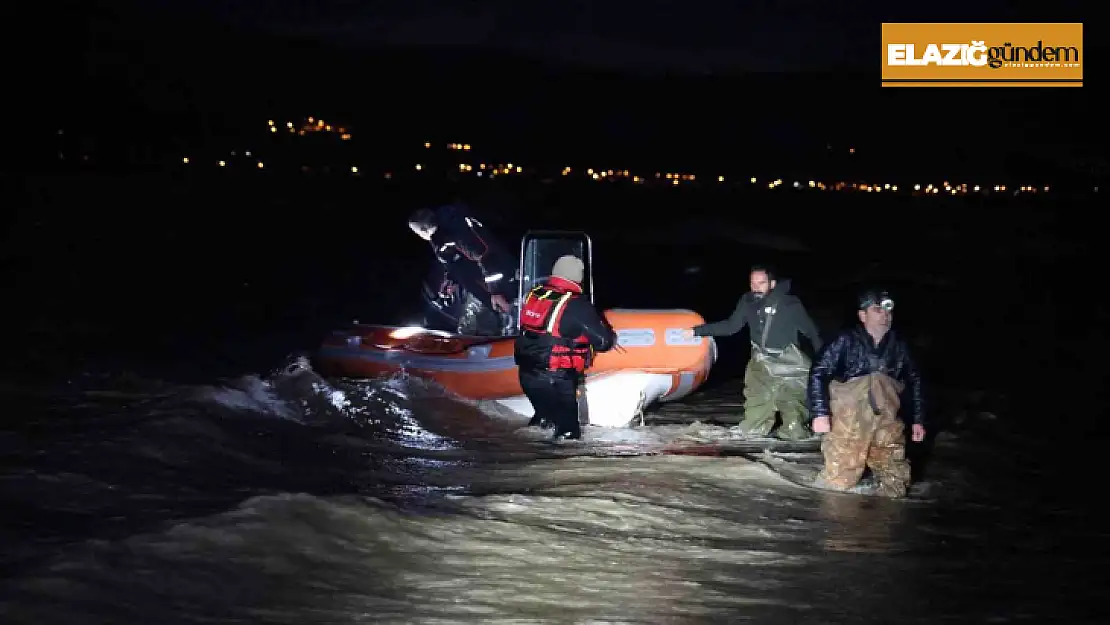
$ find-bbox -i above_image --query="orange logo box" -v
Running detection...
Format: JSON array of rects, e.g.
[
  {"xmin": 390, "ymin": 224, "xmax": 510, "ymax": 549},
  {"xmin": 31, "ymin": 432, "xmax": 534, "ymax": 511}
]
[{"xmin": 881, "ymin": 23, "xmax": 1083, "ymax": 87}]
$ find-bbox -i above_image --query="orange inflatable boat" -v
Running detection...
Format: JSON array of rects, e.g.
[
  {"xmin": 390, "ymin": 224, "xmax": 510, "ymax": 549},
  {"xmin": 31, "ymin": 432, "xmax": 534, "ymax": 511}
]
[{"xmin": 313, "ymin": 231, "xmax": 717, "ymax": 427}]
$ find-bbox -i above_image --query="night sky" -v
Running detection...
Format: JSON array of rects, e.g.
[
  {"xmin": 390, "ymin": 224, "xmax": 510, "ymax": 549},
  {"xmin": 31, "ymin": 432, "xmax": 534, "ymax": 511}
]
[
  {"xmin": 143, "ymin": 0, "xmax": 1086, "ymax": 75},
  {"xmin": 12, "ymin": 0, "xmax": 1099, "ymax": 173}
]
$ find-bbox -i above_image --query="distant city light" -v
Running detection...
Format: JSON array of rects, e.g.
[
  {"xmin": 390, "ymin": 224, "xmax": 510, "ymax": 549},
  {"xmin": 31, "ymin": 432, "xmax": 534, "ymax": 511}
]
[{"xmin": 177, "ymin": 126, "xmax": 1069, "ymax": 198}]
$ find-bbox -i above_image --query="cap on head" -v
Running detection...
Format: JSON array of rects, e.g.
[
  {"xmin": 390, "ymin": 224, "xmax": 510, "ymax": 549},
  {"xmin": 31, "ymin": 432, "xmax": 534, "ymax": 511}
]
[
  {"xmin": 551, "ymin": 255, "xmax": 585, "ymax": 284},
  {"xmin": 408, "ymin": 207, "xmax": 437, "ymax": 230},
  {"xmin": 407, "ymin": 207, "xmax": 438, "ymax": 240},
  {"xmin": 858, "ymin": 289, "xmax": 895, "ymax": 312}
]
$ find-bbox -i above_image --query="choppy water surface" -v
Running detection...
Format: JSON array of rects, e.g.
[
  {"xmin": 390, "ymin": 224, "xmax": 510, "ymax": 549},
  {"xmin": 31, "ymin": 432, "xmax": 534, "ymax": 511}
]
[{"xmin": 0, "ymin": 360, "xmax": 1104, "ymax": 624}]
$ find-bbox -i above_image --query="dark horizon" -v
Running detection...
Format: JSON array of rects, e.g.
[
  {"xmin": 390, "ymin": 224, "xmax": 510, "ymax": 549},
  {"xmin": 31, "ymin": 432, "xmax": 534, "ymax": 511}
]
[
  {"xmin": 16, "ymin": 0, "xmax": 1105, "ymax": 181},
  {"xmin": 111, "ymin": 0, "xmax": 1097, "ymax": 75}
]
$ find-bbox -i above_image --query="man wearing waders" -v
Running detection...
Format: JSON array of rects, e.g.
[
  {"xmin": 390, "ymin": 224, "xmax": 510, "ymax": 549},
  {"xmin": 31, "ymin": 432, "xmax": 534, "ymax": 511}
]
[
  {"xmin": 689, "ymin": 266, "xmax": 823, "ymax": 440},
  {"xmin": 808, "ymin": 289, "xmax": 926, "ymax": 498}
]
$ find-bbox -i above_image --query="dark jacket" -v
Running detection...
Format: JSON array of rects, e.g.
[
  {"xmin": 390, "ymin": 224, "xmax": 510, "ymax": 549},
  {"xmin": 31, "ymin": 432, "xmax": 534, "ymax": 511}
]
[
  {"xmin": 428, "ymin": 205, "xmax": 515, "ymax": 306},
  {"xmin": 808, "ymin": 326, "xmax": 925, "ymax": 426},
  {"xmin": 515, "ymin": 280, "xmax": 617, "ymax": 375},
  {"xmin": 558, "ymin": 297, "xmax": 617, "ymax": 355},
  {"xmin": 692, "ymin": 279, "xmax": 823, "ymax": 352}
]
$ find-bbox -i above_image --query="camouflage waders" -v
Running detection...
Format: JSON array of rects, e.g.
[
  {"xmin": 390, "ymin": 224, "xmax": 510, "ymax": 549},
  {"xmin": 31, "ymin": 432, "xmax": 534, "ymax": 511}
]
[
  {"xmin": 737, "ymin": 342, "xmax": 812, "ymax": 440},
  {"xmin": 816, "ymin": 373, "xmax": 911, "ymax": 498}
]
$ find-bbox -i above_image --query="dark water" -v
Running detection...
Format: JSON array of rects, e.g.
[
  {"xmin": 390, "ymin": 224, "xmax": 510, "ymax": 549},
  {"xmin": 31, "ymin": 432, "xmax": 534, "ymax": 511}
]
[
  {"xmin": 0, "ymin": 365, "xmax": 1104, "ymax": 624},
  {"xmin": 1, "ymin": 174, "xmax": 1104, "ymax": 623}
]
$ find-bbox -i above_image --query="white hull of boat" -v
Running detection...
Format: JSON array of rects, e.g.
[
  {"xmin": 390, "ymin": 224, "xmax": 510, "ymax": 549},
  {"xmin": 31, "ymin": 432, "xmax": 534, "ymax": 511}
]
[{"xmin": 493, "ymin": 369, "xmax": 705, "ymax": 428}]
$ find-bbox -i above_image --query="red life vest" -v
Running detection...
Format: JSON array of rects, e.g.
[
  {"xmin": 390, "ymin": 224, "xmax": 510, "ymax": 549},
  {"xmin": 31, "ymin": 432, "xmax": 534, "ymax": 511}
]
[{"xmin": 515, "ymin": 277, "xmax": 593, "ymax": 373}]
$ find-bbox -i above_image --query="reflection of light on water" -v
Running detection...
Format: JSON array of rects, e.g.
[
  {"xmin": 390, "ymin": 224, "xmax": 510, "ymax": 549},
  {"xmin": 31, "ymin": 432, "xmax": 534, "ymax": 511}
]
[
  {"xmin": 384, "ymin": 375, "xmax": 411, "ymax": 399},
  {"xmin": 392, "ymin": 484, "xmax": 467, "ymax": 497},
  {"xmin": 396, "ymin": 406, "xmax": 459, "ymax": 451},
  {"xmin": 402, "ymin": 457, "xmax": 458, "ymax": 469},
  {"xmin": 817, "ymin": 492, "xmax": 907, "ymax": 554},
  {"xmin": 311, "ymin": 381, "xmax": 351, "ymax": 411}
]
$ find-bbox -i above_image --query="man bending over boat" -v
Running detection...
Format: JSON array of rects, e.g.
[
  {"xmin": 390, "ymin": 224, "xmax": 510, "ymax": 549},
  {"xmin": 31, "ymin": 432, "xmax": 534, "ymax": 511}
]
[
  {"xmin": 515, "ymin": 255, "xmax": 617, "ymax": 441},
  {"xmin": 808, "ymin": 289, "xmax": 926, "ymax": 498},
  {"xmin": 687, "ymin": 265, "xmax": 823, "ymax": 440},
  {"xmin": 408, "ymin": 204, "xmax": 516, "ymax": 336}
]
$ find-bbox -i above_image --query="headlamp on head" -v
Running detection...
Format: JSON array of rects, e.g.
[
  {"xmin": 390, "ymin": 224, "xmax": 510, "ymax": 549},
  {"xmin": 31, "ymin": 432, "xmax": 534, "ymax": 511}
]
[{"xmin": 859, "ymin": 290, "xmax": 895, "ymax": 312}]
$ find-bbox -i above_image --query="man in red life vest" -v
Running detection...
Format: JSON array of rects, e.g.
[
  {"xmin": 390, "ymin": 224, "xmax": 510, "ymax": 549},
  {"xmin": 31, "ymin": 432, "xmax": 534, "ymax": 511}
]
[{"xmin": 514, "ymin": 255, "xmax": 617, "ymax": 441}]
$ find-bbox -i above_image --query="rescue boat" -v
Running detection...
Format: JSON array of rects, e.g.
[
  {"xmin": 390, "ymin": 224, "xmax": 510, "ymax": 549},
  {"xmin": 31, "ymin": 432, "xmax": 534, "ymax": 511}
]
[{"xmin": 313, "ymin": 231, "xmax": 717, "ymax": 427}]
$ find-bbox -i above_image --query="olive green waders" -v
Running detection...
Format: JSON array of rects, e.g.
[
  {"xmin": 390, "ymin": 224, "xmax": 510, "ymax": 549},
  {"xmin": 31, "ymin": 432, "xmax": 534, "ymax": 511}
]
[{"xmin": 737, "ymin": 342, "xmax": 812, "ymax": 439}]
